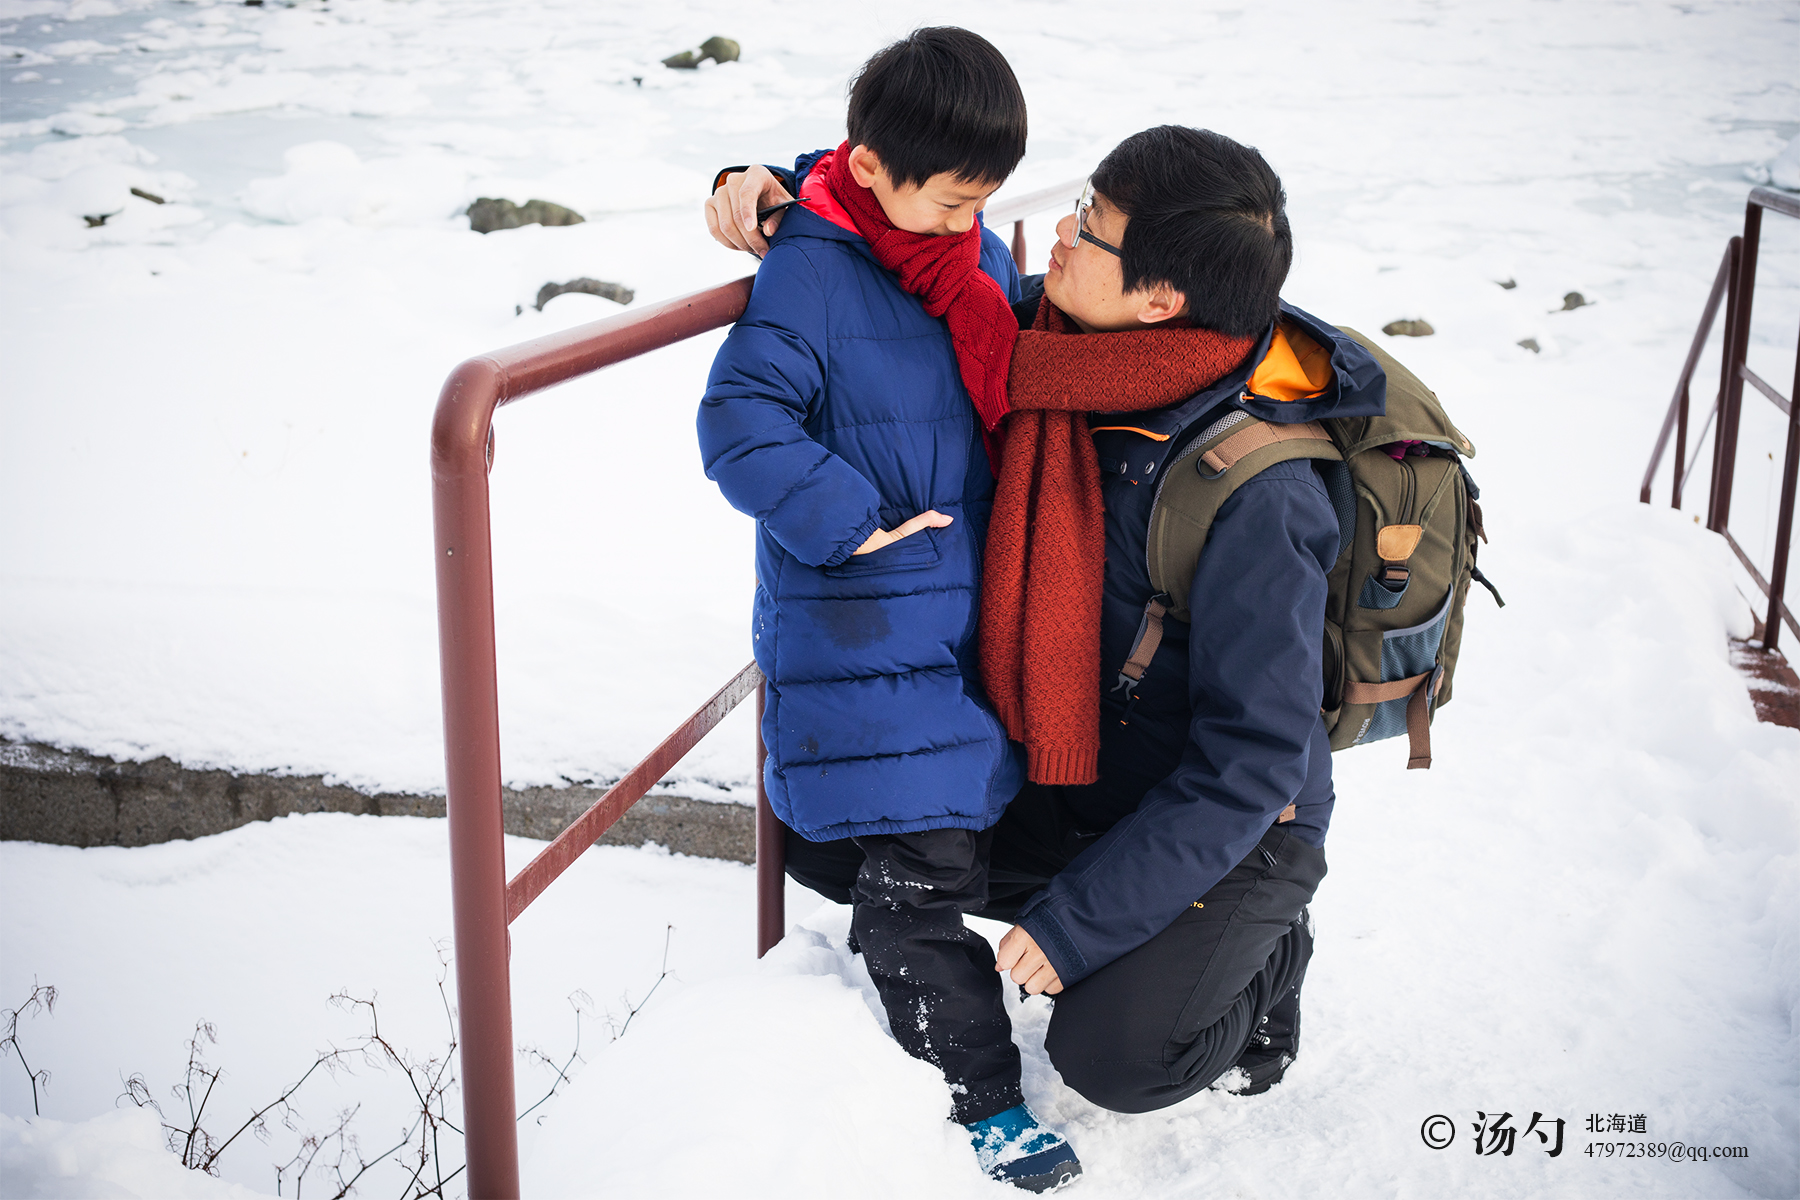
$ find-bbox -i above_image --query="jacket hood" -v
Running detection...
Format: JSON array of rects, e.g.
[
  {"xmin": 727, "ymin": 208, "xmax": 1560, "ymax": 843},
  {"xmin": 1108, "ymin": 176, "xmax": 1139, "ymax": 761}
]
[{"xmin": 1241, "ymin": 301, "xmax": 1387, "ymax": 425}]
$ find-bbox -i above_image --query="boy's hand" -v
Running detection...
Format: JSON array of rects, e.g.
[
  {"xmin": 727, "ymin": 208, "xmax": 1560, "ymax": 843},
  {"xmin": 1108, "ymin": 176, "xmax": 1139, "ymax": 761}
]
[
  {"xmin": 705, "ymin": 165, "xmax": 794, "ymax": 257},
  {"xmin": 996, "ymin": 925, "xmax": 1063, "ymax": 995},
  {"xmin": 852, "ymin": 510, "xmax": 952, "ymax": 556}
]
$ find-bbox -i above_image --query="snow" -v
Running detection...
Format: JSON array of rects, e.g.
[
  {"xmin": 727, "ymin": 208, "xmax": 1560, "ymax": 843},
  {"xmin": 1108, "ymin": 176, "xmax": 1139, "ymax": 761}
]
[
  {"xmin": 1, "ymin": 0, "xmax": 1797, "ymax": 1196},
  {"xmin": 0, "ymin": 1109, "xmax": 269, "ymax": 1199}
]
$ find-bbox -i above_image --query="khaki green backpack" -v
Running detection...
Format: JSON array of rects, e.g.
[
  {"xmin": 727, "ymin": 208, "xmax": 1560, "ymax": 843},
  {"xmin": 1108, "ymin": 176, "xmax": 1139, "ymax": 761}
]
[{"xmin": 1115, "ymin": 328, "xmax": 1501, "ymax": 769}]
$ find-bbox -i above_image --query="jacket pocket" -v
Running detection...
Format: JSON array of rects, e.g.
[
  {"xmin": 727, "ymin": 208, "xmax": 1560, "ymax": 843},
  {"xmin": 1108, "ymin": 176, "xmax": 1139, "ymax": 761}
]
[{"xmin": 823, "ymin": 527, "xmax": 942, "ymax": 578}]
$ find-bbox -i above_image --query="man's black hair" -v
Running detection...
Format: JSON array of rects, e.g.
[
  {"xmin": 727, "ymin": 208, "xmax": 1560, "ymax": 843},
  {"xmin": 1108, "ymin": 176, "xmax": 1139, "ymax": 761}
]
[
  {"xmin": 1091, "ymin": 126, "xmax": 1292, "ymax": 338},
  {"xmin": 846, "ymin": 27, "xmax": 1027, "ymax": 189}
]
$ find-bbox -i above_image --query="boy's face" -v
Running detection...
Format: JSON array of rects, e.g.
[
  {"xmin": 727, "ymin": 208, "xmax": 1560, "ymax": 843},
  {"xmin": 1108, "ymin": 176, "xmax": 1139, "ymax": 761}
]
[
  {"xmin": 1044, "ymin": 190, "xmax": 1186, "ymax": 333},
  {"xmin": 846, "ymin": 144, "xmax": 1001, "ymax": 237}
]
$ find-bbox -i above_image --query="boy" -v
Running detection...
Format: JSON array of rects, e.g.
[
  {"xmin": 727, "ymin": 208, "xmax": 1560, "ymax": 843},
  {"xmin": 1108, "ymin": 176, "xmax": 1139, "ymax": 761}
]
[{"xmin": 697, "ymin": 27, "xmax": 1080, "ymax": 1194}]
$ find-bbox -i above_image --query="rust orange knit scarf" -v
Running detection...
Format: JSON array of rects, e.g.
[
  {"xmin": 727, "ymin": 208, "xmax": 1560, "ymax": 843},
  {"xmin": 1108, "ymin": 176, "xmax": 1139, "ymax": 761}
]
[{"xmin": 980, "ymin": 301, "xmax": 1255, "ymax": 785}]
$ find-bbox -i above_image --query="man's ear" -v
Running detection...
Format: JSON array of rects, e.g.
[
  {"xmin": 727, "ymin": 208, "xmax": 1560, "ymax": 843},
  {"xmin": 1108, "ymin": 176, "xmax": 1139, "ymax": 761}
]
[
  {"xmin": 846, "ymin": 144, "xmax": 883, "ymax": 189},
  {"xmin": 1134, "ymin": 283, "xmax": 1188, "ymax": 327}
]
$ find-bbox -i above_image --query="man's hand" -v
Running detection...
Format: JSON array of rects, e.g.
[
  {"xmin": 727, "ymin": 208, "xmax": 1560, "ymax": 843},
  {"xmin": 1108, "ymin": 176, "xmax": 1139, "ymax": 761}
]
[
  {"xmin": 996, "ymin": 924, "xmax": 1063, "ymax": 995},
  {"xmin": 704, "ymin": 164, "xmax": 794, "ymax": 257},
  {"xmin": 852, "ymin": 509, "xmax": 952, "ymax": 556}
]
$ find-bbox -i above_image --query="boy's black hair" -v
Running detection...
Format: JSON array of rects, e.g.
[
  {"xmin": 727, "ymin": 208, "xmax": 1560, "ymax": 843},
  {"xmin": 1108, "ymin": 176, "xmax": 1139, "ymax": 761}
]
[
  {"xmin": 846, "ymin": 27, "xmax": 1027, "ymax": 189},
  {"xmin": 1091, "ymin": 126, "xmax": 1292, "ymax": 338}
]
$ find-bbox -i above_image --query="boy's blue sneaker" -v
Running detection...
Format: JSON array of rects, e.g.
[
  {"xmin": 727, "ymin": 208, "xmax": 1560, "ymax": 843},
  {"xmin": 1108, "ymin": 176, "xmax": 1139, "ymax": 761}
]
[{"xmin": 964, "ymin": 1104, "xmax": 1082, "ymax": 1192}]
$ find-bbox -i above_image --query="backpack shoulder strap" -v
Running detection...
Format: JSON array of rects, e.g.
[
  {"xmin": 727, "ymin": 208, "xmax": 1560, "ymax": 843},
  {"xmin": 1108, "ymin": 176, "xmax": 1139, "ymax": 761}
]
[{"xmin": 1148, "ymin": 416, "xmax": 1344, "ymax": 621}]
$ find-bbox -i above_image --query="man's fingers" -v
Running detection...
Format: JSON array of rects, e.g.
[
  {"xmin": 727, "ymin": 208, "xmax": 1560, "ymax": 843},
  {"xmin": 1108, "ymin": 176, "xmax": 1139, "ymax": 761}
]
[
  {"xmin": 1022, "ymin": 963, "xmax": 1057, "ymax": 995},
  {"xmin": 707, "ymin": 166, "xmax": 795, "ymax": 257},
  {"xmin": 1004, "ymin": 948, "xmax": 1046, "ymax": 988},
  {"xmin": 705, "ymin": 193, "xmax": 751, "ymax": 253},
  {"xmin": 703, "ymin": 197, "xmax": 739, "ymax": 251},
  {"xmin": 731, "ymin": 170, "xmax": 760, "ymax": 232}
]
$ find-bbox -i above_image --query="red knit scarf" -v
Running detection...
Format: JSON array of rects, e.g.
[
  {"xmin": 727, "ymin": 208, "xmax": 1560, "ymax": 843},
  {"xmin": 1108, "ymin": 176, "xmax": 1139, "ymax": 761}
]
[
  {"xmin": 818, "ymin": 144, "xmax": 1018, "ymax": 431},
  {"xmin": 982, "ymin": 302, "xmax": 1254, "ymax": 785},
  {"xmin": 818, "ymin": 145, "xmax": 1253, "ymax": 785}
]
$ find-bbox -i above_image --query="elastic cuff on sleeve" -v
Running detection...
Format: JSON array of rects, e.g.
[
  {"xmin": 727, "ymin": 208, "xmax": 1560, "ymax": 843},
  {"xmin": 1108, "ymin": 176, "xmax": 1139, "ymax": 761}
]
[
  {"xmin": 822, "ymin": 513, "xmax": 881, "ymax": 568},
  {"xmin": 1019, "ymin": 907, "xmax": 1089, "ymax": 988}
]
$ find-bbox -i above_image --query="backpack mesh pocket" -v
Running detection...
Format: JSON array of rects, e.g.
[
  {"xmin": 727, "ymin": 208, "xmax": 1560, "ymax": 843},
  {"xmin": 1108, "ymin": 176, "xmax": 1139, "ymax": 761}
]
[{"xmin": 1364, "ymin": 592, "xmax": 1452, "ymax": 744}]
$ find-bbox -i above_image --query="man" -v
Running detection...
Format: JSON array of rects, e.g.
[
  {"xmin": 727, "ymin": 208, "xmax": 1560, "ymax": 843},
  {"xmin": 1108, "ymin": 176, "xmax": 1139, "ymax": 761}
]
[{"xmin": 707, "ymin": 125, "xmax": 1385, "ymax": 1111}]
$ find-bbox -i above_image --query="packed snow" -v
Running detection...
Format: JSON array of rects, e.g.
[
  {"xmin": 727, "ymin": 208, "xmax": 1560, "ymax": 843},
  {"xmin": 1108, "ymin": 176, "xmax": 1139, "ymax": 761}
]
[{"xmin": 1, "ymin": 0, "xmax": 1797, "ymax": 1197}]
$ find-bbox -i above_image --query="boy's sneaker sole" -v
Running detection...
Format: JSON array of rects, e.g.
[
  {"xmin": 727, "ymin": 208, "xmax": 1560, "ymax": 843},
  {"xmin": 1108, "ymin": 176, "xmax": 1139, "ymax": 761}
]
[{"xmin": 990, "ymin": 1145, "xmax": 1083, "ymax": 1193}]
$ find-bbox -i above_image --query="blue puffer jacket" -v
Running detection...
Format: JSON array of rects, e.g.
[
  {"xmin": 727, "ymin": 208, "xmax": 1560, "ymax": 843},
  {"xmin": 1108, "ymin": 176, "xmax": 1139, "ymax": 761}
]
[{"xmin": 698, "ymin": 153, "xmax": 1025, "ymax": 842}]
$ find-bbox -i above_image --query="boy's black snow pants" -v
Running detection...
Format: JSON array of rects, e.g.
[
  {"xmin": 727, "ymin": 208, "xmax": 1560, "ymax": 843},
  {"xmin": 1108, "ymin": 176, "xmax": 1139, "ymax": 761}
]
[
  {"xmin": 787, "ymin": 807, "xmax": 1324, "ymax": 1116},
  {"xmin": 847, "ymin": 828, "xmax": 1024, "ymax": 1124}
]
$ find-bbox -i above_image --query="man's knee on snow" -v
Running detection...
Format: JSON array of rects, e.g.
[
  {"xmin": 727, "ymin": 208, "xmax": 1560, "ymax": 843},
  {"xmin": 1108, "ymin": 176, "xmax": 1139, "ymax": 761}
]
[{"xmin": 1042, "ymin": 1015, "xmax": 1181, "ymax": 1115}]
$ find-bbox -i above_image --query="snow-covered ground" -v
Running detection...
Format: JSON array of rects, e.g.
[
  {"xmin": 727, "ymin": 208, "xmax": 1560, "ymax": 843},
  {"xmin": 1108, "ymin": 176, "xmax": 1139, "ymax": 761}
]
[{"xmin": 2, "ymin": 0, "xmax": 1797, "ymax": 1197}]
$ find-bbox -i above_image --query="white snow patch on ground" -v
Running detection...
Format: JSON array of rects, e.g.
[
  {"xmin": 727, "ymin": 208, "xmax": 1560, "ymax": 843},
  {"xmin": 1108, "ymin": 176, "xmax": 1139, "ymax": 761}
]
[
  {"xmin": 1, "ymin": 0, "xmax": 1797, "ymax": 1196},
  {"xmin": 0, "ymin": 1108, "xmax": 271, "ymax": 1199}
]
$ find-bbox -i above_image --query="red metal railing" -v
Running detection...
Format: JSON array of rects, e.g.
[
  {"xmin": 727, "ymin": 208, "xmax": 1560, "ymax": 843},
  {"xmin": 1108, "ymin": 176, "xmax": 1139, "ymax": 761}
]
[
  {"xmin": 433, "ymin": 179, "xmax": 1083, "ymax": 1199},
  {"xmin": 1640, "ymin": 186, "xmax": 1800, "ymax": 652}
]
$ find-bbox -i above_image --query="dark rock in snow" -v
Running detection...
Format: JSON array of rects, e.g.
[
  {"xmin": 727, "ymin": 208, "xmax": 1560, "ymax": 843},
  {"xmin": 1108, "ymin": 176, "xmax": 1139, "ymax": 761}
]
[
  {"xmin": 1559, "ymin": 291, "xmax": 1588, "ymax": 311},
  {"xmin": 699, "ymin": 36, "xmax": 740, "ymax": 64},
  {"xmin": 664, "ymin": 36, "xmax": 740, "ymax": 69},
  {"xmin": 1517, "ymin": 338, "xmax": 1541, "ymax": 353},
  {"xmin": 467, "ymin": 197, "xmax": 585, "ymax": 234},
  {"xmin": 536, "ymin": 278, "xmax": 634, "ymax": 310},
  {"xmin": 130, "ymin": 187, "xmax": 165, "ymax": 205},
  {"xmin": 82, "ymin": 211, "xmax": 120, "ymax": 228},
  {"xmin": 1381, "ymin": 319, "xmax": 1435, "ymax": 337},
  {"xmin": 1496, "ymin": 277, "xmax": 1517, "ymax": 290}
]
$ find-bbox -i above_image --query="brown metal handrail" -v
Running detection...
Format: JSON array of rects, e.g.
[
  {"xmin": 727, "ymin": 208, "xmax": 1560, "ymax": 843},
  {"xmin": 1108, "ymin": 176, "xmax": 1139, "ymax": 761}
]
[
  {"xmin": 1640, "ymin": 186, "xmax": 1800, "ymax": 651},
  {"xmin": 989, "ymin": 178, "xmax": 1085, "ymax": 270},
  {"xmin": 433, "ymin": 179, "xmax": 1083, "ymax": 1199}
]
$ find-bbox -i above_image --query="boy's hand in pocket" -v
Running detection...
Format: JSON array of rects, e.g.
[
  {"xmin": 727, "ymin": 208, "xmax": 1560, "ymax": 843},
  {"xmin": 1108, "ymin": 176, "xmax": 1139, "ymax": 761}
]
[{"xmin": 853, "ymin": 510, "xmax": 952, "ymax": 556}]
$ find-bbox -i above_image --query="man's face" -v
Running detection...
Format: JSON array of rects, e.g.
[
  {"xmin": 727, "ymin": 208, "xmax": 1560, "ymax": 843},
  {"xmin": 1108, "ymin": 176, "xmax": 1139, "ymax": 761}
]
[
  {"xmin": 848, "ymin": 145, "xmax": 1000, "ymax": 237},
  {"xmin": 1043, "ymin": 191, "xmax": 1183, "ymax": 333}
]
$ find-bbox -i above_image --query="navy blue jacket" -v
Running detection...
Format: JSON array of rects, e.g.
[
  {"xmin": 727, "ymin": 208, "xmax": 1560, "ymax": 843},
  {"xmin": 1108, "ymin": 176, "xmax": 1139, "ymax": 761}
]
[
  {"xmin": 1015, "ymin": 295, "xmax": 1386, "ymax": 986},
  {"xmin": 698, "ymin": 153, "xmax": 1025, "ymax": 842}
]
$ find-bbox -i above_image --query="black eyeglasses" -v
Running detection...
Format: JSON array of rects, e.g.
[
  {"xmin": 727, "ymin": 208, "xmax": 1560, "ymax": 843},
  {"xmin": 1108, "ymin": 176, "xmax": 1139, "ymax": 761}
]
[{"xmin": 1062, "ymin": 178, "xmax": 1121, "ymax": 257}]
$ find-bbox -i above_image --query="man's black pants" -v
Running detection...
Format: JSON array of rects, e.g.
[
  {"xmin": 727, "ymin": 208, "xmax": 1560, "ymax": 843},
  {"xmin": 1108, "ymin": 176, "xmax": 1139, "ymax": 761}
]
[
  {"xmin": 846, "ymin": 829, "xmax": 1023, "ymax": 1124},
  {"xmin": 788, "ymin": 796, "xmax": 1326, "ymax": 1115}
]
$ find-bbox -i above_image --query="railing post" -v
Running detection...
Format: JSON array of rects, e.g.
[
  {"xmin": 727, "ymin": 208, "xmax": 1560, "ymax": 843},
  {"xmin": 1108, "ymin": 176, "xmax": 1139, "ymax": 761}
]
[
  {"xmin": 432, "ymin": 359, "xmax": 520, "ymax": 1200},
  {"xmin": 1672, "ymin": 380, "xmax": 1689, "ymax": 510},
  {"xmin": 1765, "ymin": 340, "xmax": 1800, "ymax": 654},
  {"xmin": 1710, "ymin": 220, "xmax": 1760, "ymax": 533},
  {"xmin": 1640, "ymin": 243, "xmax": 1734, "ymax": 509},
  {"xmin": 754, "ymin": 681, "xmax": 785, "ymax": 956},
  {"xmin": 1011, "ymin": 219, "xmax": 1027, "ymax": 271}
]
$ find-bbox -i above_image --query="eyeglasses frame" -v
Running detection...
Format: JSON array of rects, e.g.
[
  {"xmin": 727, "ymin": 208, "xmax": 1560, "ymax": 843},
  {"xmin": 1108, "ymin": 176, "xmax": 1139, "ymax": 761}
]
[{"xmin": 1069, "ymin": 178, "xmax": 1122, "ymax": 258}]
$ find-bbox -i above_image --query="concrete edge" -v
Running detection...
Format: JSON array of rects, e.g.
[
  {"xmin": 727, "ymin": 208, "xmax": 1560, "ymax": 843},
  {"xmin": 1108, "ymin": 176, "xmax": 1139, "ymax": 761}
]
[{"xmin": 0, "ymin": 740, "xmax": 754, "ymax": 863}]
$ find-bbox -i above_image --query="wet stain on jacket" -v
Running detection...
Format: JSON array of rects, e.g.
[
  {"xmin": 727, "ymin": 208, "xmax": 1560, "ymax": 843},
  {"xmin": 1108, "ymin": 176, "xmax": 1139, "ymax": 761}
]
[{"xmin": 814, "ymin": 596, "xmax": 891, "ymax": 650}]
